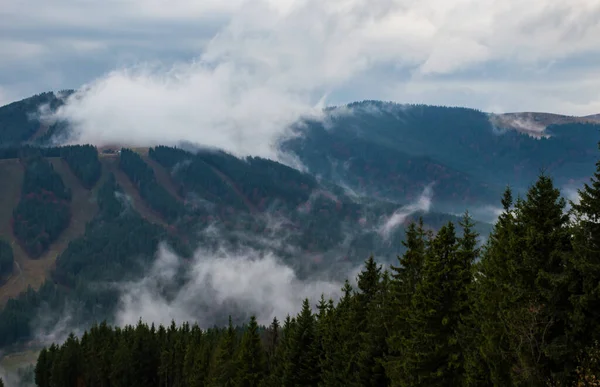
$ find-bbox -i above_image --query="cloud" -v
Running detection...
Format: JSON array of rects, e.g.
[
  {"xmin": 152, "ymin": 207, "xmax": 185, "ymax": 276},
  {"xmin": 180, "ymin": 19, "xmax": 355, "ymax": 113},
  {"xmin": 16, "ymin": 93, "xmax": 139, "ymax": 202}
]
[
  {"xmin": 30, "ymin": 301, "xmax": 85, "ymax": 347},
  {"xmin": 564, "ymin": 186, "xmax": 582, "ymax": 206},
  {"xmin": 0, "ymin": 0, "xmax": 586, "ymax": 159},
  {"xmin": 115, "ymin": 243, "xmax": 351, "ymax": 327},
  {"xmin": 378, "ymin": 184, "xmax": 433, "ymax": 239}
]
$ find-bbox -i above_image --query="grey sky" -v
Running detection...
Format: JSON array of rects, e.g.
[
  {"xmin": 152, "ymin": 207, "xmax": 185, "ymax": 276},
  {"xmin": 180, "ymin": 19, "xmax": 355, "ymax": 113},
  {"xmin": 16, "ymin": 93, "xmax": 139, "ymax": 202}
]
[{"xmin": 2, "ymin": 0, "xmax": 600, "ymax": 157}]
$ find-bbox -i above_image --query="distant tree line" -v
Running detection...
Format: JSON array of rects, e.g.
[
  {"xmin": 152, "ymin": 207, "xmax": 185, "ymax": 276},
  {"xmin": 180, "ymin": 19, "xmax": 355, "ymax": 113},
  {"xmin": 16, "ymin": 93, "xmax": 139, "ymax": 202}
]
[{"xmin": 30, "ymin": 142, "xmax": 600, "ymax": 386}]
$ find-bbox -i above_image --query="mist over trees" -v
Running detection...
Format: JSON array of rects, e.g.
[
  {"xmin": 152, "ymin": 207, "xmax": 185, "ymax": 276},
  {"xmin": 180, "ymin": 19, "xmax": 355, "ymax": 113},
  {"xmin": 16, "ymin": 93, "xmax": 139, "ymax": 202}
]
[{"xmin": 32, "ymin": 142, "xmax": 600, "ymax": 386}]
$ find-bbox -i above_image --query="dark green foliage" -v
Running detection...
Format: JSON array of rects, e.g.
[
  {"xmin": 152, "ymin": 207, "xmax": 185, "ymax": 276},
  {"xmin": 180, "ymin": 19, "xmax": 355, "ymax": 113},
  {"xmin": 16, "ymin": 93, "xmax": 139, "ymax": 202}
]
[
  {"xmin": 119, "ymin": 148, "xmax": 183, "ymax": 223},
  {"xmin": 569, "ymin": 142, "xmax": 600, "ymax": 376},
  {"xmin": 12, "ymin": 155, "xmax": 71, "ymax": 258},
  {"xmin": 0, "ymin": 92, "xmax": 65, "ymax": 145},
  {"xmin": 6, "ymin": 128, "xmax": 600, "ymax": 387},
  {"xmin": 30, "ymin": 155, "xmax": 600, "ymax": 387},
  {"xmin": 236, "ymin": 316, "xmax": 266, "ymax": 387},
  {"xmin": 0, "ymin": 145, "xmax": 61, "ymax": 160},
  {"xmin": 0, "ymin": 174, "xmax": 179, "ymax": 347},
  {"xmin": 60, "ymin": 144, "xmax": 101, "ymax": 189},
  {"xmin": 150, "ymin": 145, "xmax": 317, "ymax": 212},
  {"xmin": 210, "ymin": 317, "xmax": 239, "ymax": 387},
  {"xmin": 0, "ymin": 281, "xmax": 65, "ymax": 347},
  {"xmin": 283, "ymin": 299, "xmax": 321, "ymax": 386},
  {"xmin": 386, "ymin": 219, "xmax": 430, "ymax": 385},
  {"xmin": 284, "ymin": 102, "xmax": 600, "ymax": 209},
  {"xmin": 473, "ymin": 175, "xmax": 574, "ymax": 385},
  {"xmin": 0, "ymin": 239, "xmax": 14, "ymax": 277},
  {"xmin": 52, "ymin": 173, "xmax": 166, "ymax": 286}
]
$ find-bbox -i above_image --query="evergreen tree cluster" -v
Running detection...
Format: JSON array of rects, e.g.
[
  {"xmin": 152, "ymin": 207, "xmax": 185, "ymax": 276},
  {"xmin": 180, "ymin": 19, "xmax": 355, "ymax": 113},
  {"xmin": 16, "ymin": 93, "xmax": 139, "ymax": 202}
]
[
  {"xmin": 119, "ymin": 148, "xmax": 184, "ymax": 223},
  {"xmin": 149, "ymin": 146, "xmax": 317, "ymax": 213},
  {"xmin": 12, "ymin": 155, "xmax": 71, "ymax": 258},
  {"xmin": 60, "ymin": 144, "xmax": 102, "ymax": 189},
  {"xmin": 0, "ymin": 238, "xmax": 14, "ymax": 277},
  {"xmin": 34, "ymin": 143, "xmax": 600, "ymax": 386}
]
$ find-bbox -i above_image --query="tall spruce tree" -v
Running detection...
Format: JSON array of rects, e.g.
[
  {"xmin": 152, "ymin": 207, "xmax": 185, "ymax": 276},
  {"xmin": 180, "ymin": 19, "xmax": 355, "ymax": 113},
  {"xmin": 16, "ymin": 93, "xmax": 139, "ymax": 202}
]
[
  {"xmin": 514, "ymin": 173, "xmax": 573, "ymax": 383},
  {"xmin": 354, "ymin": 256, "xmax": 389, "ymax": 386},
  {"xmin": 262, "ymin": 315, "xmax": 295, "ymax": 387},
  {"xmin": 210, "ymin": 317, "xmax": 238, "ymax": 387},
  {"xmin": 476, "ymin": 175, "xmax": 574, "ymax": 385},
  {"xmin": 264, "ymin": 317, "xmax": 280, "ymax": 378},
  {"xmin": 386, "ymin": 218, "xmax": 430, "ymax": 386},
  {"xmin": 319, "ymin": 281, "xmax": 361, "ymax": 387},
  {"xmin": 401, "ymin": 222, "xmax": 470, "ymax": 386},
  {"xmin": 284, "ymin": 299, "xmax": 321, "ymax": 386},
  {"xmin": 471, "ymin": 187, "xmax": 518, "ymax": 385},
  {"xmin": 570, "ymin": 142, "xmax": 600, "ymax": 356},
  {"xmin": 236, "ymin": 316, "xmax": 266, "ymax": 387}
]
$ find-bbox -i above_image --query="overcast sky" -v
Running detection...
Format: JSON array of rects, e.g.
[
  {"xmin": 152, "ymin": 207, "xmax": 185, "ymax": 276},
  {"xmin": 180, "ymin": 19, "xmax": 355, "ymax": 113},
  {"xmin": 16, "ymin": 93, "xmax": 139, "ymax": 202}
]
[{"xmin": 1, "ymin": 0, "xmax": 600, "ymax": 154}]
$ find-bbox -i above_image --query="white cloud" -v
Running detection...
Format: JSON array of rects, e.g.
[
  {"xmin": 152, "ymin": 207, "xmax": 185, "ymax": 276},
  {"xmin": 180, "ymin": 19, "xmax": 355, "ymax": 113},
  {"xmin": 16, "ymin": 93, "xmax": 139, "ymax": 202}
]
[
  {"xmin": 115, "ymin": 243, "xmax": 349, "ymax": 327},
  {"xmin": 1, "ymin": 0, "xmax": 599, "ymax": 155},
  {"xmin": 378, "ymin": 184, "xmax": 433, "ymax": 239}
]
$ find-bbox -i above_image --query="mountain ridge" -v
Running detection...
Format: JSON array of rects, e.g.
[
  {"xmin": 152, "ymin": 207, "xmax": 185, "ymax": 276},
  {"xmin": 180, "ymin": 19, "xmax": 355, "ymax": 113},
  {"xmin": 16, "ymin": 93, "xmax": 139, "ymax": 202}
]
[{"xmin": 0, "ymin": 91, "xmax": 597, "ymax": 352}]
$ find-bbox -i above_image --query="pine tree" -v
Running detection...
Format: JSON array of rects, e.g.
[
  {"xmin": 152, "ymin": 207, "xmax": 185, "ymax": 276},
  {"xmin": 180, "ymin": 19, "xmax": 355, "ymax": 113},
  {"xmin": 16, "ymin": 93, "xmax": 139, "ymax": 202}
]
[
  {"xmin": 402, "ymin": 222, "xmax": 469, "ymax": 386},
  {"xmin": 263, "ymin": 317, "xmax": 280, "ymax": 380},
  {"xmin": 284, "ymin": 299, "xmax": 321, "ymax": 386},
  {"xmin": 236, "ymin": 316, "xmax": 266, "ymax": 387},
  {"xmin": 386, "ymin": 218, "xmax": 429, "ymax": 386},
  {"xmin": 319, "ymin": 281, "xmax": 361, "ymax": 387},
  {"xmin": 35, "ymin": 347, "xmax": 51, "ymax": 387},
  {"xmin": 183, "ymin": 325, "xmax": 206, "ymax": 387},
  {"xmin": 514, "ymin": 173, "xmax": 573, "ymax": 383},
  {"xmin": 471, "ymin": 187, "xmax": 518, "ymax": 385},
  {"xmin": 571, "ymin": 142, "xmax": 600, "ymax": 359},
  {"xmin": 210, "ymin": 317, "xmax": 238, "ymax": 387},
  {"xmin": 476, "ymin": 176, "xmax": 574, "ymax": 385},
  {"xmin": 262, "ymin": 315, "xmax": 294, "ymax": 387},
  {"xmin": 352, "ymin": 256, "xmax": 389, "ymax": 386},
  {"xmin": 455, "ymin": 212, "xmax": 482, "ymax": 386}
]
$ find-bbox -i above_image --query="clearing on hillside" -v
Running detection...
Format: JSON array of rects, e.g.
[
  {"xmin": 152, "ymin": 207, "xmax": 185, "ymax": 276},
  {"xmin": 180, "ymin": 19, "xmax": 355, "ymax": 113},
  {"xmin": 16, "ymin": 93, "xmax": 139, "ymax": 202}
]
[{"xmin": 99, "ymin": 156, "xmax": 168, "ymax": 227}]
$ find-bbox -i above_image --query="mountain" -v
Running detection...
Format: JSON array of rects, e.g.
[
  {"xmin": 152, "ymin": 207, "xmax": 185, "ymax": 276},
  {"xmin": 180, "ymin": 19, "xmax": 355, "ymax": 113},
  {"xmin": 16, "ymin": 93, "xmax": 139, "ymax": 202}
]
[
  {"xmin": 0, "ymin": 92, "xmax": 597, "ymax": 353},
  {"xmin": 284, "ymin": 101, "xmax": 600, "ymax": 213},
  {"xmin": 0, "ymin": 144, "xmax": 468, "ymax": 351}
]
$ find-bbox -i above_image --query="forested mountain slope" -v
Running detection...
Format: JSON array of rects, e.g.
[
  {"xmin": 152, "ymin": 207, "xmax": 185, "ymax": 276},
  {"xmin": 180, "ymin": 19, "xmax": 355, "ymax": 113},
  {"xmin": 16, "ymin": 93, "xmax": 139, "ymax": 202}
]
[
  {"xmin": 23, "ymin": 143, "xmax": 600, "ymax": 386},
  {"xmin": 0, "ymin": 143, "xmax": 472, "ymax": 352},
  {"xmin": 0, "ymin": 92, "xmax": 598, "ymax": 383},
  {"xmin": 284, "ymin": 101, "xmax": 600, "ymax": 211}
]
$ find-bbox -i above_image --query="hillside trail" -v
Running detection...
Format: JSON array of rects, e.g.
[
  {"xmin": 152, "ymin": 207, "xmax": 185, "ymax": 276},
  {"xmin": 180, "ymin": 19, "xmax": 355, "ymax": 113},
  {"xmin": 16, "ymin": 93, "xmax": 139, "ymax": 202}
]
[
  {"xmin": 99, "ymin": 155, "xmax": 169, "ymax": 228},
  {"xmin": 209, "ymin": 165, "xmax": 259, "ymax": 214},
  {"xmin": 142, "ymin": 155, "xmax": 184, "ymax": 202},
  {"xmin": 0, "ymin": 158, "xmax": 98, "ymax": 305}
]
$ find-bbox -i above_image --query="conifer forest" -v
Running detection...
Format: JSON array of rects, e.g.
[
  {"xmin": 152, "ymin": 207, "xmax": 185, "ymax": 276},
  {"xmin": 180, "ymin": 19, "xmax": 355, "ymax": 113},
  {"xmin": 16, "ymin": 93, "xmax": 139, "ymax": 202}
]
[{"xmin": 24, "ymin": 144, "xmax": 600, "ymax": 386}]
